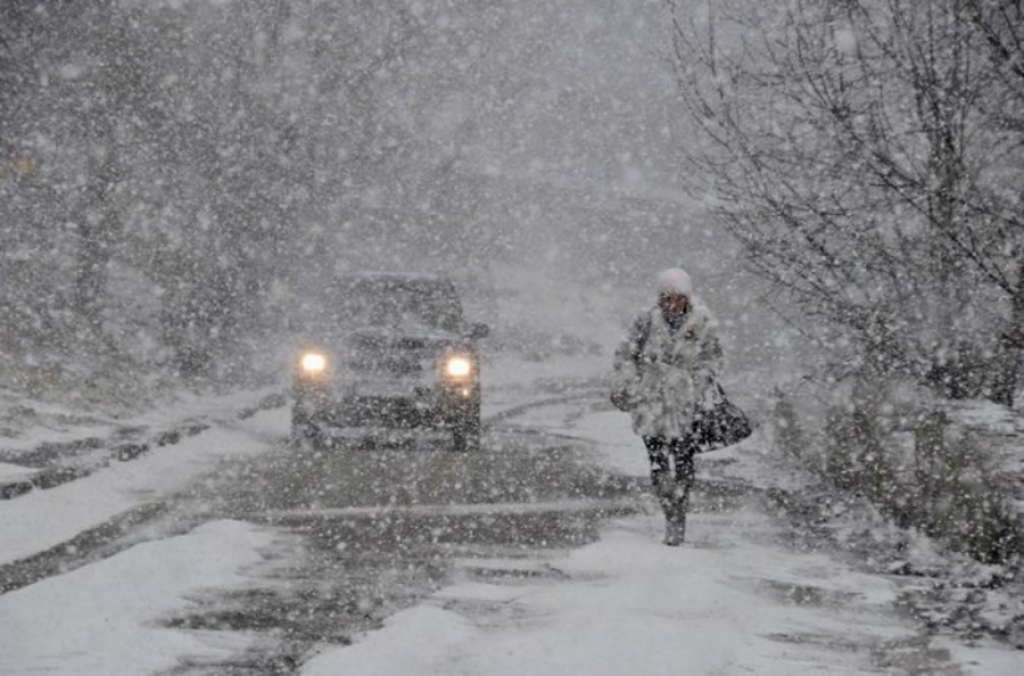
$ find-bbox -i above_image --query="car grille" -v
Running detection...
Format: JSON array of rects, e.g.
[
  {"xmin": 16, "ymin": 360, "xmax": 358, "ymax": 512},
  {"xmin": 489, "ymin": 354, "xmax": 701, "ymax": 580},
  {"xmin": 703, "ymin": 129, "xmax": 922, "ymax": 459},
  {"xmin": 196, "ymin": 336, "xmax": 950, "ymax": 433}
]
[
  {"xmin": 341, "ymin": 396, "xmax": 436, "ymax": 427},
  {"xmin": 350, "ymin": 357, "xmax": 424, "ymax": 375}
]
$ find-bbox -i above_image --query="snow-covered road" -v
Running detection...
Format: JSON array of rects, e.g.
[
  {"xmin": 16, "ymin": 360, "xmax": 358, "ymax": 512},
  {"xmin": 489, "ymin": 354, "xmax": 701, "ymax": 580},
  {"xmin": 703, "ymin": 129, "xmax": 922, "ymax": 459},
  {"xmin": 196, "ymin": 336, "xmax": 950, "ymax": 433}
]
[
  {"xmin": 0, "ymin": 356, "xmax": 1019, "ymax": 676},
  {"xmin": 299, "ymin": 393, "xmax": 1017, "ymax": 676},
  {"xmin": 302, "ymin": 509, "xmax": 955, "ymax": 676}
]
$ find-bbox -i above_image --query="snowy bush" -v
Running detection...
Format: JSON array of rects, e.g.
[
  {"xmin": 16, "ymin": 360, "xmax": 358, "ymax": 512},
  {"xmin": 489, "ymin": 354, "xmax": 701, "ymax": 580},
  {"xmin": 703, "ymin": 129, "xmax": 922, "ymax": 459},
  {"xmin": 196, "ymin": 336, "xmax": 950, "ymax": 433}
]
[{"xmin": 780, "ymin": 381, "xmax": 1023, "ymax": 566}]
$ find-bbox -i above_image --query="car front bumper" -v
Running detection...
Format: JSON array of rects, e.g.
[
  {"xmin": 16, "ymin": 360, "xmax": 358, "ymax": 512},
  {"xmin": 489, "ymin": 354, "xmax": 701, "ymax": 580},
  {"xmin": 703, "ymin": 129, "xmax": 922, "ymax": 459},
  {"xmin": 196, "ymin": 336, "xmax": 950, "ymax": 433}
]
[{"xmin": 293, "ymin": 382, "xmax": 479, "ymax": 429}]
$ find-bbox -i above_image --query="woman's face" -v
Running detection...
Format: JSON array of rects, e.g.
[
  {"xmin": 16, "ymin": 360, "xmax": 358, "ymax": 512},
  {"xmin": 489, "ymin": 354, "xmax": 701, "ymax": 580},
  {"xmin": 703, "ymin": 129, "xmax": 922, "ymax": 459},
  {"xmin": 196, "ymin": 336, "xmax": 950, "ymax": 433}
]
[{"xmin": 659, "ymin": 293, "xmax": 689, "ymax": 318}]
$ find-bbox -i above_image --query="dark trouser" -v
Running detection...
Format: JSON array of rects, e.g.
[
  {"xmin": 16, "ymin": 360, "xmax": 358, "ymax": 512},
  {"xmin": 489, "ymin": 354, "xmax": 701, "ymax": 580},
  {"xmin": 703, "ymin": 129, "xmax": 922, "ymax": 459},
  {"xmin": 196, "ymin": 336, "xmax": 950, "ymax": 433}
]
[{"xmin": 643, "ymin": 435, "xmax": 698, "ymax": 538}]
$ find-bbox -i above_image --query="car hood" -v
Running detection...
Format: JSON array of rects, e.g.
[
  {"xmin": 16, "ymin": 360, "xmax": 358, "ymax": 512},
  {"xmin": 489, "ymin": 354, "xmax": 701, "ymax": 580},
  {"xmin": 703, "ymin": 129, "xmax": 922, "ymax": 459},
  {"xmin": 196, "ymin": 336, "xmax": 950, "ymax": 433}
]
[{"xmin": 342, "ymin": 327, "xmax": 467, "ymax": 353}]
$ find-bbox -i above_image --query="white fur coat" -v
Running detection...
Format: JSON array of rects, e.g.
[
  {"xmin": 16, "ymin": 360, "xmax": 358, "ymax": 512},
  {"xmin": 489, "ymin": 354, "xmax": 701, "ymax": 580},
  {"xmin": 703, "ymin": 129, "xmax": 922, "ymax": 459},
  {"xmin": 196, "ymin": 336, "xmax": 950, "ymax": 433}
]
[{"xmin": 612, "ymin": 301, "xmax": 723, "ymax": 439}]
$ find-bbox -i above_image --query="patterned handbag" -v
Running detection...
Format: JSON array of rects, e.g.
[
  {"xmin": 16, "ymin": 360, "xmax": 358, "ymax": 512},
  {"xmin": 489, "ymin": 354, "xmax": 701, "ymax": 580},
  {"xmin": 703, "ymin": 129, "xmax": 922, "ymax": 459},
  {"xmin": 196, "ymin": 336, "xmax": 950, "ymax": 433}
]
[{"xmin": 690, "ymin": 382, "xmax": 753, "ymax": 452}]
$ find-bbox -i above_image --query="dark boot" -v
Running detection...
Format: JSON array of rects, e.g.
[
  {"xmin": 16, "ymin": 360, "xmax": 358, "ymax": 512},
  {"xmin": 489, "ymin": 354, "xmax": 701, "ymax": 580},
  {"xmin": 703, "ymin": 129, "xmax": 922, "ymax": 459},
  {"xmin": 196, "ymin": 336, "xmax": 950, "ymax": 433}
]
[
  {"xmin": 663, "ymin": 484, "xmax": 687, "ymax": 546},
  {"xmin": 665, "ymin": 443, "xmax": 696, "ymax": 546},
  {"xmin": 665, "ymin": 502, "xmax": 686, "ymax": 546}
]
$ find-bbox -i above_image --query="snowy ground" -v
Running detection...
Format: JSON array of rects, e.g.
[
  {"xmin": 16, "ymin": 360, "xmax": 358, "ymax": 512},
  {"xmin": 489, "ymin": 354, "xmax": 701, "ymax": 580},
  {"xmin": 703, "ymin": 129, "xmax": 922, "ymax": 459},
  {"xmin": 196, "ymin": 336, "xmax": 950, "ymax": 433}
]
[
  {"xmin": 0, "ymin": 405, "xmax": 286, "ymax": 568},
  {"xmin": 302, "ymin": 510, "xmax": 981, "ymax": 676},
  {"xmin": 0, "ymin": 385, "xmax": 283, "ymax": 456},
  {"xmin": 0, "ymin": 385, "xmax": 286, "ymax": 501},
  {"xmin": 1, "ymin": 350, "xmax": 1021, "ymax": 676},
  {"xmin": 298, "ymin": 390, "xmax": 1021, "ymax": 676},
  {"xmin": 0, "ymin": 520, "xmax": 280, "ymax": 675}
]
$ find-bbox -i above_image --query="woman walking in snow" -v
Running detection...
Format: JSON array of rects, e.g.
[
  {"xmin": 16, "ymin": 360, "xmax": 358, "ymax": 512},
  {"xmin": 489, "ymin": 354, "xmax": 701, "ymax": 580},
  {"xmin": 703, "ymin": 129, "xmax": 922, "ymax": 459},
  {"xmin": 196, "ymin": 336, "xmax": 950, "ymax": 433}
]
[{"xmin": 612, "ymin": 269, "xmax": 723, "ymax": 546}]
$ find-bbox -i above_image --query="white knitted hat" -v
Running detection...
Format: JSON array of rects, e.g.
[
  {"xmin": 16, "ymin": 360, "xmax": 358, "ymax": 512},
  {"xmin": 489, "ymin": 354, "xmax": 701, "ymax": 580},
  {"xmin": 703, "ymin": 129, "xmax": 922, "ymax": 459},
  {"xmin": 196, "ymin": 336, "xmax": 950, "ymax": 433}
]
[{"xmin": 656, "ymin": 268, "xmax": 693, "ymax": 297}]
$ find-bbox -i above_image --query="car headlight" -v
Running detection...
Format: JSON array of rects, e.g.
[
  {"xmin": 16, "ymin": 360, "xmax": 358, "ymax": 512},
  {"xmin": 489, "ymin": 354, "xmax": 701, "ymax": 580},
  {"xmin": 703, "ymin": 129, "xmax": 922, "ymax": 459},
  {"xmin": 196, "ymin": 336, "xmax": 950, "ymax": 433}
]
[
  {"xmin": 445, "ymin": 356, "xmax": 472, "ymax": 378},
  {"xmin": 300, "ymin": 352, "xmax": 327, "ymax": 375}
]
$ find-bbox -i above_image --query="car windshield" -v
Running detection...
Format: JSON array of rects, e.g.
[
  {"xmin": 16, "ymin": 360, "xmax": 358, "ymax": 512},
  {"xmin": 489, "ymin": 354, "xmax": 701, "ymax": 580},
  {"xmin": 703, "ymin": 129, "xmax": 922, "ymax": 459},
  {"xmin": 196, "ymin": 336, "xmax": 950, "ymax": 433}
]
[{"xmin": 323, "ymin": 277, "xmax": 463, "ymax": 333}]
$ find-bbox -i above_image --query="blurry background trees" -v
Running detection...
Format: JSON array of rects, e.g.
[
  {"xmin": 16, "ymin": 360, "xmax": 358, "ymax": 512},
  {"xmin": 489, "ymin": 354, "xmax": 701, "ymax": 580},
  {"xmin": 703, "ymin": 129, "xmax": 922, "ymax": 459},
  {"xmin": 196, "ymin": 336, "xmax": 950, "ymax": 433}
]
[
  {"xmin": 1, "ymin": 0, "xmax": 760, "ymax": 404},
  {"xmin": 0, "ymin": 0, "xmax": 551, "ymax": 396}
]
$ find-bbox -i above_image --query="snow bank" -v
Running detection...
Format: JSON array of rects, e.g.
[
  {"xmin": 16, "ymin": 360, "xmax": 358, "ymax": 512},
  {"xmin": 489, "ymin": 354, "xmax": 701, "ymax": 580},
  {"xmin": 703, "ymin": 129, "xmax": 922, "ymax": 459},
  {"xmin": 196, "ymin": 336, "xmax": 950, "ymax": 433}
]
[
  {"xmin": 0, "ymin": 385, "xmax": 282, "ymax": 457},
  {"xmin": 0, "ymin": 407, "xmax": 286, "ymax": 566},
  {"xmin": 0, "ymin": 520, "xmax": 272, "ymax": 676},
  {"xmin": 303, "ymin": 606, "xmax": 476, "ymax": 676}
]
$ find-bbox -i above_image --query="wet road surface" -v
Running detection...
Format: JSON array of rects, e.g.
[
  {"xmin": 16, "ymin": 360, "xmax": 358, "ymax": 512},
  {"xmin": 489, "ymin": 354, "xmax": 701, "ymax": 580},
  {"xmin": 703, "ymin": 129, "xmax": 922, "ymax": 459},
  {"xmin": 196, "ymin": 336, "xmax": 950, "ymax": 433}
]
[
  {"xmin": 0, "ymin": 401, "xmax": 754, "ymax": 676},
  {"xmin": 157, "ymin": 426, "xmax": 655, "ymax": 675}
]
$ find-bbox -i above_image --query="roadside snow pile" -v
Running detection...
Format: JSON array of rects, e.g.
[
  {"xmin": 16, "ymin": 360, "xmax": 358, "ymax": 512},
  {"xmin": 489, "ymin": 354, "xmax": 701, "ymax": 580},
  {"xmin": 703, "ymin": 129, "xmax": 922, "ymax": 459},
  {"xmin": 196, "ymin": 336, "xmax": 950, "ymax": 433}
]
[
  {"xmin": 0, "ymin": 387, "xmax": 286, "ymax": 501},
  {"xmin": 303, "ymin": 606, "xmax": 476, "ymax": 676},
  {"xmin": 0, "ymin": 385, "xmax": 116, "ymax": 453},
  {"xmin": 0, "ymin": 405, "xmax": 286, "ymax": 569},
  {"xmin": 762, "ymin": 461, "xmax": 1024, "ymax": 651},
  {"xmin": 763, "ymin": 381, "xmax": 1024, "ymax": 652},
  {"xmin": 0, "ymin": 386, "xmax": 285, "ymax": 456},
  {"xmin": 0, "ymin": 520, "xmax": 273, "ymax": 676},
  {"xmin": 812, "ymin": 490, "xmax": 1024, "ymax": 649}
]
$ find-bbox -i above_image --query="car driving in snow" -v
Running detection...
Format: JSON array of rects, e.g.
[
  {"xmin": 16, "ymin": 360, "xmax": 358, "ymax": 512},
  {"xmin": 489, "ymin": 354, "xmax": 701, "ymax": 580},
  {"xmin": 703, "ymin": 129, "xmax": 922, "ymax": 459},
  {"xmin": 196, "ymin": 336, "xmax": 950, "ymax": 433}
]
[{"xmin": 290, "ymin": 273, "xmax": 489, "ymax": 451}]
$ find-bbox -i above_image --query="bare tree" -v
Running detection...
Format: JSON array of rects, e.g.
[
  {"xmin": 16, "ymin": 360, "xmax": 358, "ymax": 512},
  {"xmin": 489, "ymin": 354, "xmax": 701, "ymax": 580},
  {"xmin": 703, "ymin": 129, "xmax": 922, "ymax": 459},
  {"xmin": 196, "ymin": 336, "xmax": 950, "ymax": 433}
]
[
  {"xmin": 960, "ymin": 0, "xmax": 1024, "ymax": 402},
  {"xmin": 669, "ymin": 0, "xmax": 1024, "ymax": 403}
]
